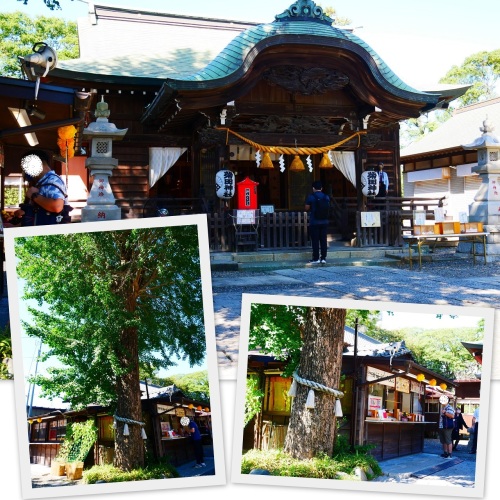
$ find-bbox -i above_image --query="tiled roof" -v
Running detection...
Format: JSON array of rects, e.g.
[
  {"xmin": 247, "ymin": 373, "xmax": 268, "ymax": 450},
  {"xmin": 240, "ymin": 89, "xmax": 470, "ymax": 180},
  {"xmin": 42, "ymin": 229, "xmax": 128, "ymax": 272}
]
[
  {"xmin": 401, "ymin": 97, "xmax": 500, "ymax": 158},
  {"xmin": 55, "ymin": 8, "xmax": 257, "ymax": 81},
  {"xmin": 177, "ymin": 20, "xmax": 422, "ymax": 97}
]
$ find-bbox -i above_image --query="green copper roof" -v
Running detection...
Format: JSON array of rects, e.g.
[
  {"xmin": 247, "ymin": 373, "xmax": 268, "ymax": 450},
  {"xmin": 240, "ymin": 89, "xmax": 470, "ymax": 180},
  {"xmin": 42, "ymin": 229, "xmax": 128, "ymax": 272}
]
[{"xmin": 168, "ymin": 19, "xmax": 429, "ymax": 100}]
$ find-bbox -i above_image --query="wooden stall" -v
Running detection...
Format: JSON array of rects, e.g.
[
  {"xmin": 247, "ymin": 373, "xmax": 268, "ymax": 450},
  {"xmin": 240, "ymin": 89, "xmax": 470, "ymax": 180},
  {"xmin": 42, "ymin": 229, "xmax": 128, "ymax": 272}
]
[{"xmin": 245, "ymin": 327, "xmax": 455, "ymax": 462}]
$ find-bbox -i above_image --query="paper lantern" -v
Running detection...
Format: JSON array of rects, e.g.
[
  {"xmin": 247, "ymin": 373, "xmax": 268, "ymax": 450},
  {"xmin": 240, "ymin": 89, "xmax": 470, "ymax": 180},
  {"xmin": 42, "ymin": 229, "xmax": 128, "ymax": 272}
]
[
  {"xmin": 429, "ymin": 379, "xmax": 437, "ymax": 386},
  {"xmin": 188, "ymin": 404, "xmax": 194, "ymax": 410},
  {"xmin": 197, "ymin": 406, "xmax": 202, "ymax": 411},
  {"xmin": 416, "ymin": 374, "xmax": 425, "ymax": 382},
  {"xmin": 361, "ymin": 170, "xmax": 379, "ymax": 197},
  {"xmin": 289, "ymin": 155, "xmax": 305, "ymax": 171},
  {"xmin": 440, "ymin": 383, "xmax": 447, "ymax": 391},
  {"xmin": 204, "ymin": 407, "xmax": 210, "ymax": 413},
  {"xmin": 215, "ymin": 170, "xmax": 235, "ymax": 199}
]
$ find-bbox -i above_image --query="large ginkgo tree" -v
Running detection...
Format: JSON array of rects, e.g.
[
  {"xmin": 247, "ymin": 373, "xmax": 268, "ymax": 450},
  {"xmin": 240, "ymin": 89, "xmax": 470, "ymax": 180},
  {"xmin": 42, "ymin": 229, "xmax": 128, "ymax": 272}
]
[{"xmin": 15, "ymin": 225, "xmax": 206, "ymax": 471}]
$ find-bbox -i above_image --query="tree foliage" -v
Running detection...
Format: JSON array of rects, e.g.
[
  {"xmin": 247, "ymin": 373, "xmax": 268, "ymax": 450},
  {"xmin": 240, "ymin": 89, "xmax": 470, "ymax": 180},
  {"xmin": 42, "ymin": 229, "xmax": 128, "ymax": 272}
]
[
  {"xmin": 0, "ymin": 10, "xmax": 78, "ymax": 77},
  {"xmin": 249, "ymin": 305, "xmax": 383, "ymax": 376},
  {"xmin": 386, "ymin": 326, "xmax": 483, "ymax": 380},
  {"xmin": 16, "ymin": 0, "xmax": 70, "ymax": 10},
  {"xmin": 152, "ymin": 370, "xmax": 210, "ymax": 403},
  {"xmin": 401, "ymin": 49, "xmax": 500, "ymax": 147},
  {"xmin": 0, "ymin": 325, "xmax": 13, "ymax": 380},
  {"xmin": 245, "ymin": 375, "xmax": 264, "ymax": 426},
  {"xmin": 16, "ymin": 225, "xmax": 206, "ymax": 409},
  {"xmin": 439, "ymin": 49, "xmax": 500, "ymax": 107}
]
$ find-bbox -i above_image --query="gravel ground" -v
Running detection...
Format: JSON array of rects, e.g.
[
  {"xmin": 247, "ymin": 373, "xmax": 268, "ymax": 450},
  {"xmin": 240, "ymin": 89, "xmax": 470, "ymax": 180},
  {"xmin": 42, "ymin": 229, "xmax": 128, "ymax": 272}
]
[{"xmin": 212, "ymin": 254, "xmax": 500, "ymax": 282}]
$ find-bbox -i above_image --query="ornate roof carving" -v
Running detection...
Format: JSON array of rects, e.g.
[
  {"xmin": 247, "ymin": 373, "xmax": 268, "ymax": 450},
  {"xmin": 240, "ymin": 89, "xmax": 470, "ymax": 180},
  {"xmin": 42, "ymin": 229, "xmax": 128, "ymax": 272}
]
[
  {"xmin": 275, "ymin": 0, "xmax": 334, "ymax": 25},
  {"xmin": 263, "ymin": 66, "xmax": 349, "ymax": 95}
]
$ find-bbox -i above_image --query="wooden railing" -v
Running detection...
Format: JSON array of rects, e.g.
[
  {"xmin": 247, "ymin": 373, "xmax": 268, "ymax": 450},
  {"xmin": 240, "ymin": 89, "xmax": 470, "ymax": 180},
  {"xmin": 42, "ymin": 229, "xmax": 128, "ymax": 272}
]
[
  {"xmin": 136, "ymin": 195, "xmax": 448, "ymax": 250},
  {"xmin": 259, "ymin": 211, "xmax": 309, "ymax": 249}
]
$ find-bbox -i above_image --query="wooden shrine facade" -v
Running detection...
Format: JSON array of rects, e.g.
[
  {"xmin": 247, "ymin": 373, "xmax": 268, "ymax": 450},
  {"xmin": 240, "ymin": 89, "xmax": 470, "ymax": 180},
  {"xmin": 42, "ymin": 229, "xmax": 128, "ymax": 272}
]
[{"xmin": 1, "ymin": 1, "xmax": 466, "ymax": 248}]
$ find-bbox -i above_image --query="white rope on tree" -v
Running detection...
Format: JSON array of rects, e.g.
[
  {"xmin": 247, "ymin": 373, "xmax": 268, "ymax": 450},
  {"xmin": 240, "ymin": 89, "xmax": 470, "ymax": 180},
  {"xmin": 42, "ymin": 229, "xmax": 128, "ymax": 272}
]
[
  {"xmin": 288, "ymin": 371, "xmax": 344, "ymax": 415},
  {"xmin": 113, "ymin": 414, "xmax": 147, "ymax": 439}
]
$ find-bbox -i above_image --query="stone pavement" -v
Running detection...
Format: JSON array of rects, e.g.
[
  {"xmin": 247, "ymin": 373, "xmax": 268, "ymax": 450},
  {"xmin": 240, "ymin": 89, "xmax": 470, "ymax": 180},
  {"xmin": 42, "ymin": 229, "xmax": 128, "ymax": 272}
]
[
  {"xmin": 212, "ymin": 260, "xmax": 500, "ymax": 379},
  {"xmin": 30, "ymin": 444, "xmax": 215, "ymax": 488},
  {"xmin": 373, "ymin": 438, "xmax": 477, "ymax": 489}
]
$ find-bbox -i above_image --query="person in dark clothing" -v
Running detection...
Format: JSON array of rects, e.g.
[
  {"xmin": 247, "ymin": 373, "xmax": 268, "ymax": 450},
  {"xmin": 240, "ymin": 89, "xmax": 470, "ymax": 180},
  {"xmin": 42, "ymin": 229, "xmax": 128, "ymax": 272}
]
[
  {"xmin": 452, "ymin": 407, "xmax": 467, "ymax": 450},
  {"xmin": 305, "ymin": 180, "xmax": 330, "ymax": 264},
  {"xmin": 469, "ymin": 407, "xmax": 479, "ymax": 454},
  {"xmin": 375, "ymin": 162, "xmax": 389, "ymax": 197},
  {"xmin": 187, "ymin": 418, "xmax": 205, "ymax": 468}
]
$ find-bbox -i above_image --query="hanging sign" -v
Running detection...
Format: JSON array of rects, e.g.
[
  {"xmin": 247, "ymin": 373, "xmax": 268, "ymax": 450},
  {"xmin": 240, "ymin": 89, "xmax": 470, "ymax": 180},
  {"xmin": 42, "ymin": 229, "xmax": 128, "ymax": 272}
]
[
  {"xmin": 361, "ymin": 170, "xmax": 379, "ymax": 197},
  {"xmin": 215, "ymin": 169, "xmax": 235, "ymax": 199}
]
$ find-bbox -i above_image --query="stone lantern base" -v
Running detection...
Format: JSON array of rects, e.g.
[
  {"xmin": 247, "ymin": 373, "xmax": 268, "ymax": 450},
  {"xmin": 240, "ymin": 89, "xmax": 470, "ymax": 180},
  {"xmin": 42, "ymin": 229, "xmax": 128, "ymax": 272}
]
[{"xmin": 81, "ymin": 204, "xmax": 121, "ymax": 223}]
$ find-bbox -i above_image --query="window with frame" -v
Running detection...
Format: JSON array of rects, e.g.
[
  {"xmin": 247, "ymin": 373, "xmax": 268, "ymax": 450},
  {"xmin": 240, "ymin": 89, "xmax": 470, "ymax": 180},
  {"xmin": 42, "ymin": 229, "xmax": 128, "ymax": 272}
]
[
  {"xmin": 99, "ymin": 415, "xmax": 115, "ymax": 441},
  {"xmin": 265, "ymin": 376, "xmax": 292, "ymax": 413},
  {"xmin": 31, "ymin": 421, "xmax": 48, "ymax": 442},
  {"xmin": 48, "ymin": 418, "xmax": 67, "ymax": 441}
]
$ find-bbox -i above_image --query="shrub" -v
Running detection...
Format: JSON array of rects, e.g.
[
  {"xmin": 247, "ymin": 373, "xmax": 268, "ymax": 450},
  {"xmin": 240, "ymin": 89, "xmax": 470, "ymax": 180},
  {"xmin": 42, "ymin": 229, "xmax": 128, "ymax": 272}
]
[
  {"xmin": 241, "ymin": 447, "xmax": 381, "ymax": 480},
  {"xmin": 83, "ymin": 462, "xmax": 179, "ymax": 484}
]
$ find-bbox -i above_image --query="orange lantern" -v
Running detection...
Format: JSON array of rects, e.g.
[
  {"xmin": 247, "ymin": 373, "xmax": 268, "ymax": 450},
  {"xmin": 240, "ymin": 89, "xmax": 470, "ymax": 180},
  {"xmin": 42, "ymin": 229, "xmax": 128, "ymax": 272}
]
[
  {"xmin": 416, "ymin": 374, "xmax": 425, "ymax": 382},
  {"xmin": 429, "ymin": 379, "xmax": 437, "ymax": 386},
  {"xmin": 197, "ymin": 406, "xmax": 202, "ymax": 411},
  {"xmin": 440, "ymin": 383, "xmax": 447, "ymax": 391},
  {"xmin": 57, "ymin": 125, "xmax": 77, "ymax": 160}
]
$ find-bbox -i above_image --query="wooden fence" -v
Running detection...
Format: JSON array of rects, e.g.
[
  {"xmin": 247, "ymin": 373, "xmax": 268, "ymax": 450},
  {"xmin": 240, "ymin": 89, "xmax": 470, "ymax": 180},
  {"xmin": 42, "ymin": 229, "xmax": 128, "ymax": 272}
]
[{"xmin": 140, "ymin": 196, "xmax": 448, "ymax": 251}]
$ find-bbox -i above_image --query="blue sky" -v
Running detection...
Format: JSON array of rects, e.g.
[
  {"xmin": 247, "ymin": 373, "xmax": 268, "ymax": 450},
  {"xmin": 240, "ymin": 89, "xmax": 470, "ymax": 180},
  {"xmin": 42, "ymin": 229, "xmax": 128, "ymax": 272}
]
[{"xmin": 3, "ymin": 0, "xmax": 499, "ymax": 88}]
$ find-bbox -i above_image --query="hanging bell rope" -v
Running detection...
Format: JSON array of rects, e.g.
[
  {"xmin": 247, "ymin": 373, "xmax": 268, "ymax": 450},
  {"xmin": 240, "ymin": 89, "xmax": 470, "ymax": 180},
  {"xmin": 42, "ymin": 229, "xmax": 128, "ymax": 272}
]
[
  {"xmin": 217, "ymin": 127, "xmax": 366, "ymax": 155},
  {"xmin": 288, "ymin": 371, "xmax": 344, "ymax": 415},
  {"xmin": 113, "ymin": 414, "xmax": 147, "ymax": 439}
]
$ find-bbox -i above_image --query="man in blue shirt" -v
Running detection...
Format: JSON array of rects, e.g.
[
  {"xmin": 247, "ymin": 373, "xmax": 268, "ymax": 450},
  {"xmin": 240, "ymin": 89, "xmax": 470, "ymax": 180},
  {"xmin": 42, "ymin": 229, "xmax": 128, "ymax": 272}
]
[
  {"xmin": 187, "ymin": 418, "xmax": 206, "ymax": 468},
  {"xmin": 376, "ymin": 162, "xmax": 389, "ymax": 197}
]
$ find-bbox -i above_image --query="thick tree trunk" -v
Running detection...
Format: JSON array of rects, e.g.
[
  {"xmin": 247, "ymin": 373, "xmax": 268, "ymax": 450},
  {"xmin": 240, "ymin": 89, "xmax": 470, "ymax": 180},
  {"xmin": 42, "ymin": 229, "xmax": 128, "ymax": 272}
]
[
  {"xmin": 114, "ymin": 326, "xmax": 145, "ymax": 470},
  {"xmin": 284, "ymin": 307, "xmax": 346, "ymax": 459}
]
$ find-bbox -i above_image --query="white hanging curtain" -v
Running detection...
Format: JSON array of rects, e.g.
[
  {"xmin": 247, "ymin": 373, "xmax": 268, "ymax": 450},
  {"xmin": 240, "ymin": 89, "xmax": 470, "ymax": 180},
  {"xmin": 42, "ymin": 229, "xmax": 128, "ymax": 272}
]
[
  {"xmin": 331, "ymin": 151, "xmax": 356, "ymax": 187},
  {"xmin": 149, "ymin": 147, "xmax": 187, "ymax": 188}
]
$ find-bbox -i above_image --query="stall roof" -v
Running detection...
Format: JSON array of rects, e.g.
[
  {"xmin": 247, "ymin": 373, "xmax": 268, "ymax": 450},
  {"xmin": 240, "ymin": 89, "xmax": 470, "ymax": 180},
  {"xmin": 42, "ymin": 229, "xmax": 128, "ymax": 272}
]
[{"xmin": 401, "ymin": 97, "xmax": 500, "ymax": 161}]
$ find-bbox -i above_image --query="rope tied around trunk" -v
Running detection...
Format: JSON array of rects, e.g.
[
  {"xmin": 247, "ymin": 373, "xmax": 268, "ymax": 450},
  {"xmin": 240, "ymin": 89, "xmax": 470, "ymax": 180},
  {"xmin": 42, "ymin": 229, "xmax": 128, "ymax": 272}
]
[
  {"xmin": 288, "ymin": 371, "xmax": 344, "ymax": 414},
  {"xmin": 113, "ymin": 414, "xmax": 147, "ymax": 439}
]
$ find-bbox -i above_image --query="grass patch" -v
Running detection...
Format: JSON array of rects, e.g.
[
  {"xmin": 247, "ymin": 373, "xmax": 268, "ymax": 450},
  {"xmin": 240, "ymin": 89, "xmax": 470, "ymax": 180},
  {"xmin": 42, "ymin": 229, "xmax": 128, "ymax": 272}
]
[
  {"xmin": 241, "ymin": 440, "xmax": 382, "ymax": 480},
  {"xmin": 83, "ymin": 462, "xmax": 180, "ymax": 484}
]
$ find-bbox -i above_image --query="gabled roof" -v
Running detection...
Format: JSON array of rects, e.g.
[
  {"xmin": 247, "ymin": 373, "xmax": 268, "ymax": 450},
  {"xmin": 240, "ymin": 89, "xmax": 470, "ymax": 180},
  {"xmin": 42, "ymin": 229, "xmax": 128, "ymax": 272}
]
[
  {"xmin": 54, "ymin": 3, "xmax": 257, "ymax": 83},
  {"xmin": 401, "ymin": 97, "xmax": 500, "ymax": 160}
]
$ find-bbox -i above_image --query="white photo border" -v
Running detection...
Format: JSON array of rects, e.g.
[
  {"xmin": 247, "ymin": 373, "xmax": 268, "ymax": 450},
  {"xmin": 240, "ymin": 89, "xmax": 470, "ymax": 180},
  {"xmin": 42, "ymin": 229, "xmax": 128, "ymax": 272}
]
[
  {"xmin": 4, "ymin": 214, "xmax": 226, "ymax": 499},
  {"xmin": 231, "ymin": 293, "xmax": 494, "ymax": 498}
]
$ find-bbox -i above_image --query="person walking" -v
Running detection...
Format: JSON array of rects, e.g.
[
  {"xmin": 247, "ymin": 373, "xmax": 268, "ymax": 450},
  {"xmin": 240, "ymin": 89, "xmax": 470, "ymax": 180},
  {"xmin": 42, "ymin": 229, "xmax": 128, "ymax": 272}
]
[{"xmin": 305, "ymin": 180, "xmax": 330, "ymax": 264}]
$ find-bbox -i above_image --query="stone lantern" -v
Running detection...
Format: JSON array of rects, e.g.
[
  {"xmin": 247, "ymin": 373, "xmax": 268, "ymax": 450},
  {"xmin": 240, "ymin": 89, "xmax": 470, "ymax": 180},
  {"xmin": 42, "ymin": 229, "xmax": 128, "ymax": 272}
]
[
  {"xmin": 81, "ymin": 96, "xmax": 127, "ymax": 222},
  {"xmin": 462, "ymin": 117, "xmax": 500, "ymax": 257}
]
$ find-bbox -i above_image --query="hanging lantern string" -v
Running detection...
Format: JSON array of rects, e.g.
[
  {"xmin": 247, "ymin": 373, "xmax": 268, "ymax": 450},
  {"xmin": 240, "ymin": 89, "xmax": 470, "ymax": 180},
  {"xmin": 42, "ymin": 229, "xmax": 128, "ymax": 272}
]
[
  {"xmin": 216, "ymin": 127, "xmax": 366, "ymax": 155},
  {"xmin": 289, "ymin": 371, "xmax": 344, "ymax": 398}
]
